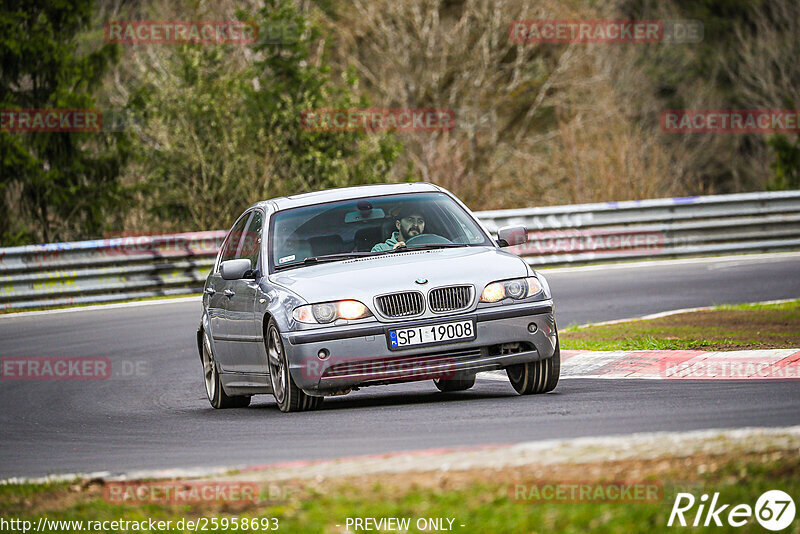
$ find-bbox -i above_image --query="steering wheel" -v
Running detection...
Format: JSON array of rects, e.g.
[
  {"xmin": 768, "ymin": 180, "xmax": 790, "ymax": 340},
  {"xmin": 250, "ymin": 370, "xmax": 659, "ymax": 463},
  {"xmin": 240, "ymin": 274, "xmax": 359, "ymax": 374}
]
[{"xmin": 404, "ymin": 233, "xmax": 453, "ymax": 246}]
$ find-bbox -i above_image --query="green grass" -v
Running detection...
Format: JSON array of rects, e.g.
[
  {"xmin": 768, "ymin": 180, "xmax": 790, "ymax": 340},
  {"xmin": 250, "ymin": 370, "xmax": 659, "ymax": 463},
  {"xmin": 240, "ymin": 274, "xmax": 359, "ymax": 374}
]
[
  {"xmin": 560, "ymin": 300, "xmax": 800, "ymax": 351},
  {"xmin": 562, "ymin": 335, "xmax": 731, "ymax": 351},
  {"xmin": 1, "ymin": 456, "xmax": 797, "ymax": 533},
  {"xmin": 714, "ymin": 299, "xmax": 799, "ymax": 312},
  {"xmin": 0, "ymin": 481, "xmax": 69, "ymax": 502}
]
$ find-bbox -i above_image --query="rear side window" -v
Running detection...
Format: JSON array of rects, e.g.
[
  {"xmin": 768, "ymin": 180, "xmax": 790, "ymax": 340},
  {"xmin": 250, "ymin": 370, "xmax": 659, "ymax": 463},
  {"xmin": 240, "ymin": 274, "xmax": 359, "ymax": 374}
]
[{"xmin": 218, "ymin": 213, "xmax": 250, "ymax": 267}]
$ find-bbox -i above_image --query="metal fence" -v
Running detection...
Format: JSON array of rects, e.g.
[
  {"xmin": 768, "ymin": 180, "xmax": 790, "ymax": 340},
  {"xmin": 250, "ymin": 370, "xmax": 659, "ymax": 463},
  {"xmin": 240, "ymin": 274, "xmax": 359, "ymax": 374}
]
[
  {"xmin": 477, "ymin": 190, "xmax": 800, "ymax": 266},
  {"xmin": 1, "ymin": 190, "xmax": 799, "ymax": 311},
  {"xmin": 0, "ymin": 231, "xmax": 225, "ymax": 311}
]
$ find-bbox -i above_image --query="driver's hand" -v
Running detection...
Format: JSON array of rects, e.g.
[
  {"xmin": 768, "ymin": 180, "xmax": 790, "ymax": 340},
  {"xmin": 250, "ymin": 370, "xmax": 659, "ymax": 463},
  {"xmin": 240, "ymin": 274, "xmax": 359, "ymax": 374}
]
[{"xmin": 392, "ymin": 241, "xmax": 406, "ymax": 249}]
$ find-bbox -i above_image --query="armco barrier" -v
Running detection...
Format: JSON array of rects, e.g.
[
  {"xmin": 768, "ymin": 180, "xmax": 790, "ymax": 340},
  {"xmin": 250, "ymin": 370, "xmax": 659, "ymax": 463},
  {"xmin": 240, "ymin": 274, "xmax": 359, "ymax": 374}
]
[
  {"xmin": 476, "ymin": 190, "xmax": 800, "ymax": 266},
  {"xmin": 0, "ymin": 231, "xmax": 225, "ymax": 311},
  {"xmin": 1, "ymin": 191, "xmax": 799, "ymax": 311}
]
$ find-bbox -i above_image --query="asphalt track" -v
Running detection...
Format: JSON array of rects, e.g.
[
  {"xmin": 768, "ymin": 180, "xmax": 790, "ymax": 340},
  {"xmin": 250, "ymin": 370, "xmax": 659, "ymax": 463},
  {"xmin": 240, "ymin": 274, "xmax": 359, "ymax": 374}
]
[{"xmin": 1, "ymin": 253, "xmax": 799, "ymax": 479}]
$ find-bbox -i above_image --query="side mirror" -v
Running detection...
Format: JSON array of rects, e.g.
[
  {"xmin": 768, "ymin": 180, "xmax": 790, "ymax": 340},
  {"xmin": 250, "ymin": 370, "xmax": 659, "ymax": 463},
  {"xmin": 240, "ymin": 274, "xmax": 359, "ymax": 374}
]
[
  {"xmin": 220, "ymin": 258, "xmax": 254, "ymax": 280},
  {"xmin": 497, "ymin": 225, "xmax": 528, "ymax": 247}
]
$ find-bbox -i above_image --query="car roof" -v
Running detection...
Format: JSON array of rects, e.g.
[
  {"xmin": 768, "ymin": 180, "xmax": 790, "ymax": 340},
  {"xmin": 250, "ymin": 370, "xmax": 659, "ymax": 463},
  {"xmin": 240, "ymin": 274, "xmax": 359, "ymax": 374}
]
[{"xmin": 253, "ymin": 182, "xmax": 445, "ymax": 212}]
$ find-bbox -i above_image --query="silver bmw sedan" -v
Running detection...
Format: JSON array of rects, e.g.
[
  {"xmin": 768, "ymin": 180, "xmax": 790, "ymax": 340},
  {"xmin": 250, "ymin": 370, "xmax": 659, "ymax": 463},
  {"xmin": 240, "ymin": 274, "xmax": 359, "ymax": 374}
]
[{"xmin": 198, "ymin": 182, "xmax": 560, "ymax": 412}]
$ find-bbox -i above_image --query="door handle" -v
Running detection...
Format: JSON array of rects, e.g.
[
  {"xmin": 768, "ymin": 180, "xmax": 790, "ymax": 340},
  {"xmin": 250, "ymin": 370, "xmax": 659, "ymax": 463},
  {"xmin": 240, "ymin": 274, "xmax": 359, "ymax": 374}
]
[
  {"xmin": 205, "ymin": 288, "xmax": 216, "ymax": 296},
  {"xmin": 224, "ymin": 289, "xmax": 235, "ymax": 298}
]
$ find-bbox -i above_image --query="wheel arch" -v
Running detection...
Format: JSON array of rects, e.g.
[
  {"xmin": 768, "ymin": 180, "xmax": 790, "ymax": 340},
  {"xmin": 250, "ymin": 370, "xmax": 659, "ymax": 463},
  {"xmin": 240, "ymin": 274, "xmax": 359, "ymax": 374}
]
[
  {"xmin": 261, "ymin": 311, "xmax": 275, "ymax": 341},
  {"xmin": 196, "ymin": 326, "xmax": 204, "ymax": 363},
  {"xmin": 197, "ymin": 312, "xmax": 215, "ymax": 364}
]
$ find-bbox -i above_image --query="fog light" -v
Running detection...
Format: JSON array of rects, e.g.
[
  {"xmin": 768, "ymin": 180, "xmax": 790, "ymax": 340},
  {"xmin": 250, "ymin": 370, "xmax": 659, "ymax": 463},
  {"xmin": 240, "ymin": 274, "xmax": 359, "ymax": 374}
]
[
  {"xmin": 317, "ymin": 348, "xmax": 330, "ymax": 360},
  {"xmin": 527, "ymin": 323, "xmax": 538, "ymax": 333}
]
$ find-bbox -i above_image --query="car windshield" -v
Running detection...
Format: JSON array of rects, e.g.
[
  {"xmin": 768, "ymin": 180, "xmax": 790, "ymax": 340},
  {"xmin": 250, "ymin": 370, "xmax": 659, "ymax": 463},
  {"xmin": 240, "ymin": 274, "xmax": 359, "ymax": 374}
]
[{"xmin": 270, "ymin": 192, "xmax": 492, "ymax": 271}]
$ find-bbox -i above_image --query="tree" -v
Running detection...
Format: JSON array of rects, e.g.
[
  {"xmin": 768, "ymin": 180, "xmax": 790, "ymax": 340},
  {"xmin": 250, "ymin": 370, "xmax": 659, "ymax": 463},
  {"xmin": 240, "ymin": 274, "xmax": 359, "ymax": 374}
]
[
  {"xmin": 127, "ymin": 0, "xmax": 403, "ymax": 233},
  {"xmin": 125, "ymin": 43, "xmax": 267, "ymax": 232},
  {"xmin": 247, "ymin": 0, "xmax": 403, "ymax": 195},
  {"xmin": 767, "ymin": 135, "xmax": 800, "ymax": 190},
  {"xmin": 0, "ymin": 0, "xmax": 128, "ymax": 245}
]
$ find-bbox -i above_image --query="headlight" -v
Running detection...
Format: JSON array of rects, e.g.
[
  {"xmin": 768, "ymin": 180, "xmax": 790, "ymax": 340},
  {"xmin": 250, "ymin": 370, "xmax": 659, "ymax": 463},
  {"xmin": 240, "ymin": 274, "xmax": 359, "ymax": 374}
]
[
  {"xmin": 293, "ymin": 300, "xmax": 373, "ymax": 324},
  {"xmin": 480, "ymin": 277, "xmax": 544, "ymax": 303}
]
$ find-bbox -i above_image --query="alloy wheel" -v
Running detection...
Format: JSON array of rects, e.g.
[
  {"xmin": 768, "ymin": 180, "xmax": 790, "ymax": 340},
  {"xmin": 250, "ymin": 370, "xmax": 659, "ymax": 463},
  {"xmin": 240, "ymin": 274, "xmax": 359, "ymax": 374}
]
[
  {"xmin": 202, "ymin": 334, "xmax": 217, "ymax": 402},
  {"xmin": 268, "ymin": 326, "xmax": 286, "ymax": 404}
]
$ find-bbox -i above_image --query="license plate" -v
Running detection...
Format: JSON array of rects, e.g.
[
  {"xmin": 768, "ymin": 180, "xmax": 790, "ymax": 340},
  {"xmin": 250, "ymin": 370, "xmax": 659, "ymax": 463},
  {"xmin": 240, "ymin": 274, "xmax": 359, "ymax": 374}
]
[{"xmin": 388, "ymin": 320, "xmax": 475, "ymax": 349}]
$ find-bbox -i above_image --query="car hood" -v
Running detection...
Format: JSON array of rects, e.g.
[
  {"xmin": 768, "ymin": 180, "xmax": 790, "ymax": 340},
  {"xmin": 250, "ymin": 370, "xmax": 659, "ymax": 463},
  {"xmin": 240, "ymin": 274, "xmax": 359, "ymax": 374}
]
[{"xmin": 268, "ymin": 246, "xmax": 529, "ymax": 304}]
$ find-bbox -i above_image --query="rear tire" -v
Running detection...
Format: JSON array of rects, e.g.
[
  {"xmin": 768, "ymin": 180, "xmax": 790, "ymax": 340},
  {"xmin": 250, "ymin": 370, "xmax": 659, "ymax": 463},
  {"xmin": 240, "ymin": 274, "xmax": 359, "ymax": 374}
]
[
  {"xmin": 201, "ymin": 330, "xmax": 251, "ymax": 409},
  {"xmin": 267, "ymin": 319, "xmax": 323, "ymax": 413},
  {"xmin": 506, "ymin": 338, "xmax": 561, "ymax": 395},
  {"xmin": 433, "ymin": 375, "xmax": 476, "ymax": 392}
]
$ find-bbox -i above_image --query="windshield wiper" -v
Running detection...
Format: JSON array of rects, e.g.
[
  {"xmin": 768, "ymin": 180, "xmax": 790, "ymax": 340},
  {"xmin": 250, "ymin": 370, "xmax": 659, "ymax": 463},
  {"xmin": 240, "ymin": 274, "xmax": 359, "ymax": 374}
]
[
  {"xmin": 387, "ymin": 243, "xmax": 468, "ymax": 253},
  {"xmin": 276, "ymin": 245, "xmax": 469, "ymax": 269},
  {"xmin": 274, "ymin": 251, "xmax": 376, "ymax": 270}
]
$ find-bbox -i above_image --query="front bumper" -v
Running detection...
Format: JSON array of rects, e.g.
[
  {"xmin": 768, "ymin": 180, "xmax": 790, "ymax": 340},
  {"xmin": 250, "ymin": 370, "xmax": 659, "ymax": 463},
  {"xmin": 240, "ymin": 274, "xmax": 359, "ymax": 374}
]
[{"xmin": 284, "ymin": 300, "xmax": 557, "ymax": 393}]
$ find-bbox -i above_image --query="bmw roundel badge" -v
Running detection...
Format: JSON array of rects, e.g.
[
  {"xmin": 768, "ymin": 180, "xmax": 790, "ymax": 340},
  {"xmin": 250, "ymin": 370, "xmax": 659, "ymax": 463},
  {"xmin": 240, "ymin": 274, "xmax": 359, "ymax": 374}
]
[{"xmin": 415, "ymin": 278, "xmax": 428, "ymax": 285}]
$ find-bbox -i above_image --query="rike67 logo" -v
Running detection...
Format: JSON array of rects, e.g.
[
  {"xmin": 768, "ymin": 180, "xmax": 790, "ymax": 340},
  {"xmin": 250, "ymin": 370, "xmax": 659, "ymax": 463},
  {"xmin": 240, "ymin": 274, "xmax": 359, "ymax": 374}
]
[{"xmin": 668, "ymin": 490, "xmax": 796, "ymax": 531}]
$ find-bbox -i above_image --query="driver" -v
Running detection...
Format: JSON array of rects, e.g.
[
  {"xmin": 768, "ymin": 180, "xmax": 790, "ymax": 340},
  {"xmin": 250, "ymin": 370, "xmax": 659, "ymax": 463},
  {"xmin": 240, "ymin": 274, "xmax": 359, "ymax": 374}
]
[{"xmin": 371, "ymin": 208, "xmax": 426, "ymax": 252}]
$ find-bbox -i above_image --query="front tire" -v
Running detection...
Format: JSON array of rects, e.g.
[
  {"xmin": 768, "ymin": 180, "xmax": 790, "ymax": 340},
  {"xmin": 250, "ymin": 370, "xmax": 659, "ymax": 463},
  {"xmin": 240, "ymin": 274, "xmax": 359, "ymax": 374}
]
[
  {"xmin": 433, "ymin": 375, "xmax": 476, "ymax": 392},
  {"xmin": 267, "ymin": 319, "xmax": 323, "ymax": 413},
  {"xmin": 201, "ymin": 331, "xmax": 251, "ymax": 409},
  {"xmin": 506, "ymin": 338, "xmax": 561, "ymax": 395}
]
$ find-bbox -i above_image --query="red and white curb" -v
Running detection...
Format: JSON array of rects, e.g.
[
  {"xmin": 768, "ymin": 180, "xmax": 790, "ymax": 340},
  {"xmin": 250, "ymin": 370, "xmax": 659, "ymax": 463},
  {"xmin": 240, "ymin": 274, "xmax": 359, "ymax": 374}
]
[{"xmin": 484, "ymin": 349, "xmax": 800, "ymax": 380}]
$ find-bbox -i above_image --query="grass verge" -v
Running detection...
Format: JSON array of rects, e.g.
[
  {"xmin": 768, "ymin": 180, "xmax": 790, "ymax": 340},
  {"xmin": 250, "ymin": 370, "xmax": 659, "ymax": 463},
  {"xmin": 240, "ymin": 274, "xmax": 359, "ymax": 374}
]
[
  {"xmin": 560, "ymin": 300, "xmax": 800, "ymax": 351},
  {"xmin": 1, "ymin": 450, "xmax": 797, "ymax": 533}
]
